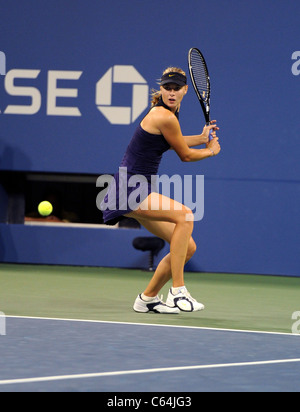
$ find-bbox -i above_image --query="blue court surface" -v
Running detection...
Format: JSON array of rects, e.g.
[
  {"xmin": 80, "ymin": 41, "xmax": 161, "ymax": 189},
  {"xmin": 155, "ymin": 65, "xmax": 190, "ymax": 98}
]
[{"xmin": 0, "ymin": 316, "xmax": 299, "ymax": 393}]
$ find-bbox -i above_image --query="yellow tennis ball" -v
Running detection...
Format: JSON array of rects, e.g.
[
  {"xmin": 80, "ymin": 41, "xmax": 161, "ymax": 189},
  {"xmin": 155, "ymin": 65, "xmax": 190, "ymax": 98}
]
[{"xmin": 38, "ymin": 201, "xmax": 53, "ymax": 217}]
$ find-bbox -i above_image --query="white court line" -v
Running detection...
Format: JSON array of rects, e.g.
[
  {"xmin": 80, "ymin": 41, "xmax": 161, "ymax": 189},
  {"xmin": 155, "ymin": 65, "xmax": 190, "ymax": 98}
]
[
  {"xmin": 5, "ymin": 315, "xmax": 300, "ymax": 336},
  {"xmin": 1, "ymin": 358, "xmax": 300, "ymax": 386}
]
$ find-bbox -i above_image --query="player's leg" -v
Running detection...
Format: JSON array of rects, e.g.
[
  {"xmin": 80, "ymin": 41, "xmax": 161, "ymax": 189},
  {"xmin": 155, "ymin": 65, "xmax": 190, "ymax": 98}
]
[
  {"xmin": 127, "ymin": 193, "xmax": 204, "ymax": 312},
  {"xmin": 128, "ymin": 192, "xmax": 194, "ymax": 289},
  {"xmin": 132, "ymin": 218, "xmax": 196, "ymax": 297}
]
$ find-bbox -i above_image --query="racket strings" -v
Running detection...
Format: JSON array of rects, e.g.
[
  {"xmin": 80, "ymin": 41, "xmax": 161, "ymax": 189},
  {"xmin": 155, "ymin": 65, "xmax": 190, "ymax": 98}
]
[{"xmin": 190, "ymin": 51, "xmax": 210, "ymax": 101}]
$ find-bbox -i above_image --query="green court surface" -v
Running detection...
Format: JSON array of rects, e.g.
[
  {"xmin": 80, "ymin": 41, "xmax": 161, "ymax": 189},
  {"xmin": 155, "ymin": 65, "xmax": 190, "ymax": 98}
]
[{"xmin": 0, "ymin": 263, "xmax": 299, "ymax": 334}]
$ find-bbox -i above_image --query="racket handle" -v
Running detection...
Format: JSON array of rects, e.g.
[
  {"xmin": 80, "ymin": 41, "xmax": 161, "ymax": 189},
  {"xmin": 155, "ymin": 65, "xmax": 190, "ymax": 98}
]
[{"xmin": 206, "ymin": 122, "xmax": 213, "ymax": 141}]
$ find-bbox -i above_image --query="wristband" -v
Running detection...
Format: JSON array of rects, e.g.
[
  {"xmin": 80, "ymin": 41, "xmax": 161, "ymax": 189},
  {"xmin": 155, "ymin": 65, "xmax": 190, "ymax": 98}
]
[{"xmin": 208, "ymin": 148, "xmax": 215, "ymax": 156}]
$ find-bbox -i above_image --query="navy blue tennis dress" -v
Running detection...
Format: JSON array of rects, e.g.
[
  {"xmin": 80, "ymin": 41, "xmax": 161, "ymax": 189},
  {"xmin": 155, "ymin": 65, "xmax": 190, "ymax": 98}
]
[{"xmin": 101, "ymin": 98, "xmax": 178, "ymax": 225}]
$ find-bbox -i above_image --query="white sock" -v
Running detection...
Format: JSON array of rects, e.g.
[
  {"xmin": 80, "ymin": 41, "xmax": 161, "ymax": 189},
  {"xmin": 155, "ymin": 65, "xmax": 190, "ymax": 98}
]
[
  {"xmin": 172, "ymin": 286, "xmax": 186, "ymax": 295},
  {"xmin": 141, "ymin": 293, "xmax": 156, "ymax": 302}
]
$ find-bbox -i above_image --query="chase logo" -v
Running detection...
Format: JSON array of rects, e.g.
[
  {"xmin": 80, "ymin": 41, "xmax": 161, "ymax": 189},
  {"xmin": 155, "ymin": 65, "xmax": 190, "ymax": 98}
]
[
  {"xmin": 96, "ymin": 65, "xmax": 149, "ymax": 125},
  {"xmin": 291, "ymin": 51, "xmax": 300, "ymax": 76},
  {"xmin": 0, "ymin": 54, "xmax": 149, "ymax": 125}
]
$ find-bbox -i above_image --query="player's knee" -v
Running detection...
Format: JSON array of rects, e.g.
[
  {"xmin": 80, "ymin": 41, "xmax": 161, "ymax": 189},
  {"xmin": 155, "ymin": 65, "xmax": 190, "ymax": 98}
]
[
  {"xmin": 173, "ymin": 206, "xmax": 194, "ymax": 233},
  {"xmin": 183, "ymin": 207, "xmax": 194, "ymax": 229},
  {"xmin": 185, "ymin": 209, "xmax": 194, "ymax": 223},
  {"xmin": 177, "ymin": 206, "xmax": 194, "ymax": 223}
]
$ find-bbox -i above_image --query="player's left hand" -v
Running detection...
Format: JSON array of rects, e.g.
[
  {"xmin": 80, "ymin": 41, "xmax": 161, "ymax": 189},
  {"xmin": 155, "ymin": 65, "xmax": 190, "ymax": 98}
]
[{"xmin": 202, "ymin": 120, "xmax": 219, "ymax": 143}]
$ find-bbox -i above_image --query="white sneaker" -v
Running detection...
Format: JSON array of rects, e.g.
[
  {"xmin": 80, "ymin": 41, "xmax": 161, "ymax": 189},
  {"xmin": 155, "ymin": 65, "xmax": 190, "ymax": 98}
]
[
  {"xmin": 133, "ymin": 294, "xmax": 180, "ymax": 314},
  {"xmin": 166, "ymin": 287, "xmax": 205, "ymax": 312}
]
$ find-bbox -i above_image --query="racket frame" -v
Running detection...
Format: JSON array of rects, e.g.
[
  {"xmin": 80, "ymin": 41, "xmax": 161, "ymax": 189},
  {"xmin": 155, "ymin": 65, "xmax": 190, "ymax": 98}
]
[{"xmin": 188, "ymin": 47, "xmax": 212, "ymax": 133}]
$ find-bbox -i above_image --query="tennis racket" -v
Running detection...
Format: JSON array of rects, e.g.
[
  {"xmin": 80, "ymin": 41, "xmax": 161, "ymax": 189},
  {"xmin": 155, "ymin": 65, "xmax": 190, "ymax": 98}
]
[{"xmin": 188, "ymin": 47, "xmax": 213, "ymax": 141}]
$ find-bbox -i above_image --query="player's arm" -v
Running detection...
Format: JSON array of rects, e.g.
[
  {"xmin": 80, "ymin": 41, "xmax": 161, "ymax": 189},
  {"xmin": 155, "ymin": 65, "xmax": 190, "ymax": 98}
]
[
  {"xmin": 182, "ymin": 134, "xmax": 208, "ymax": 147},
  {"xmin": 183, "ymin": 121, "xmax": 219, "ymax": 147},
  {"xmin": 158, "ymin": 113, "xmax": 220, "ymax": 161}
]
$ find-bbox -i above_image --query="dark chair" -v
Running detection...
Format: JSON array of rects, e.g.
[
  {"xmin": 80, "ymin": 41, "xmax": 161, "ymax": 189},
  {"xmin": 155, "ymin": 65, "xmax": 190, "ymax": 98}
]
[{"xmin": 132, "ymin": 236, "xmax": 165, "ymax": 271}]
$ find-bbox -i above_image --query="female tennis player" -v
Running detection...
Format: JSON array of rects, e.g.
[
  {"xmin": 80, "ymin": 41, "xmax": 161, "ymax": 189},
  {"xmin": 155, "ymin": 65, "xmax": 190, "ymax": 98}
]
[{"xmin": 101, "ymin": 67, "xmax": 220, "ymax": 314}]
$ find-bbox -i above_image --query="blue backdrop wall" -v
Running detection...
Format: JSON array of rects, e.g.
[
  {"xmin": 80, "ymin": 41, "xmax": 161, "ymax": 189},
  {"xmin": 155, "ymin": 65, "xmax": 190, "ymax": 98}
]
[{"xmin": 0, "ymin": 0, "xmax": 299, "ymax": 276}]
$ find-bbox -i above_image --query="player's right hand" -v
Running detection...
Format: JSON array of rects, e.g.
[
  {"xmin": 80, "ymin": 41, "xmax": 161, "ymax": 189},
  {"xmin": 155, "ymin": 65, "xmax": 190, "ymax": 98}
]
[{"xmin": 207, "ymin": 136, "xmax": 221, "ymax": 156}]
